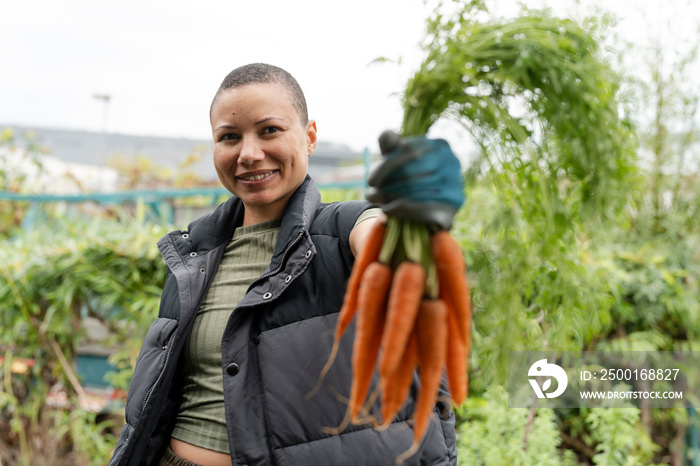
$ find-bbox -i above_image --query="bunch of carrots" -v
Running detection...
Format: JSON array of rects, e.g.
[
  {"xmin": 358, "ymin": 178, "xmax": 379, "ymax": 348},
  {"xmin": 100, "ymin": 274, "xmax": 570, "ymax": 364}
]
[{"xmin": 317, "ymin": 214, "xmax": 471, "ymax": 460}]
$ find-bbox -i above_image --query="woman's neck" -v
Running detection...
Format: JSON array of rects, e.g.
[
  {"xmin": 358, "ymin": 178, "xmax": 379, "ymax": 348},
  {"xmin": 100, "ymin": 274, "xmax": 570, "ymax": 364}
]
[{"xmin": 242, "ymin": 204, "xmax": 285, "ymax": 226}]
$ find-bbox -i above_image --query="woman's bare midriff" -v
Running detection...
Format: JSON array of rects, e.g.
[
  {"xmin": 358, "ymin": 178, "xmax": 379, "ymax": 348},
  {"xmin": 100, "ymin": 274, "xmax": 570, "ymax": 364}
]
[{"xmin": 170, "ymin": 438, "xmax": 232, "ymax": 466}]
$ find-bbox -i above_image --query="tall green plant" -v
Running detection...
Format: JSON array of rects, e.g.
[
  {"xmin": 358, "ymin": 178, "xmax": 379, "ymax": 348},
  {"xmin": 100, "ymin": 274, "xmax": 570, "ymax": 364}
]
[
  {"xmin": 402, "ymin": 2, "xmax": 638, "ymax": 388},
  {"xmin": 403, "ymin": 5, "xmax": 638, "ymax": 219},
  {"xmin": 395, "ymin": 1, "xmax": 676, "ymax": 462}
]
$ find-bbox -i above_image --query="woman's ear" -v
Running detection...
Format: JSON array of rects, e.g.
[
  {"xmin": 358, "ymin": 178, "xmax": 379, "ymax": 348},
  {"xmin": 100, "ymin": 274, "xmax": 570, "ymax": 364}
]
[{"xmin": 306, "ymin": 120, "xmax": 318, "ymax": 156}]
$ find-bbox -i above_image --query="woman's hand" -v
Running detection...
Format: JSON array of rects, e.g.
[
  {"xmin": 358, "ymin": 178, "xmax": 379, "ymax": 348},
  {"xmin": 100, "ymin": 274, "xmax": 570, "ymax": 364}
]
[{"xmin": 366, "ymin": 130, "xmax": 465, "ymax": 230}]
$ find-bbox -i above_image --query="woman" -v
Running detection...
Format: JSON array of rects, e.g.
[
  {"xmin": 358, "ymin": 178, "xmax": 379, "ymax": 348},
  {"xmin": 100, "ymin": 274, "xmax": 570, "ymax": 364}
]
[{"xmin": 109, "ymin": 63, "xmax": 457, "ymax": 466}]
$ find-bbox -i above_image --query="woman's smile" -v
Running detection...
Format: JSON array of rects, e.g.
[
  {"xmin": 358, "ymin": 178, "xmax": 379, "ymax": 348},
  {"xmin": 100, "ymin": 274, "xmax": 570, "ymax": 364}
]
[{"xmin": 236, "ymin": 169, "xmax": 278, "ymax": 185}]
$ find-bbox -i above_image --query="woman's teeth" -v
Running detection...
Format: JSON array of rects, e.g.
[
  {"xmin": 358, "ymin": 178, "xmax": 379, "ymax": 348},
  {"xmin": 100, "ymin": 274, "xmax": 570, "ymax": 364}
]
[{"xmin": 241, "ymin": 171, "xmax": 273, "ymax": 181}]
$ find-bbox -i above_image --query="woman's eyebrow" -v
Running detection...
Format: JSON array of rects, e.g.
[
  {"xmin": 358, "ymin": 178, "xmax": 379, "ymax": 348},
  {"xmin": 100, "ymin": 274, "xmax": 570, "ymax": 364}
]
[
  {"xmin": 214, "ymin": 124, "xmax": 236, "ymax": 132},
  {"xmin": 214, "ymin": 117, "xmax": 285, "ymax": 132},
  {"xmin": 255, "ymin": 116, "xmax": 286, "ymax": 125}
]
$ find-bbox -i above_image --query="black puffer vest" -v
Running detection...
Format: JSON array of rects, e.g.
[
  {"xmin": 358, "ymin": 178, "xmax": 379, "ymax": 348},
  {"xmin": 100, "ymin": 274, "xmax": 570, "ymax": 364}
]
[{"xmin": 109, "ymin": 176, "xmax": 457, "ymax": 466}]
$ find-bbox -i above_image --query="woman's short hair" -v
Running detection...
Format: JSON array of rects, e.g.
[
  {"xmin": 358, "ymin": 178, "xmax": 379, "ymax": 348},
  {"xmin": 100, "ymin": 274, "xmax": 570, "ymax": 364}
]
[{"xmin": 212, "ymin": 63, "xmax": 309, "ymax": 124}]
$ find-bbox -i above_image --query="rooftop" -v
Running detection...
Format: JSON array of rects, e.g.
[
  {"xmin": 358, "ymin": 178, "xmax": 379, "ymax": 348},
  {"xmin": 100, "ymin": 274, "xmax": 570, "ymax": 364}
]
[{"xmin": 2, "ymin": 124, "xmax": 364, "ymax": 182}]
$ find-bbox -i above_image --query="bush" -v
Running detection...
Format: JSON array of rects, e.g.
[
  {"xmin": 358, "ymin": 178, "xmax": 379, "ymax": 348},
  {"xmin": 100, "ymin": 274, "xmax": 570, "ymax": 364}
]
[{"xmin": 0, "ymin": 213, "xmax": 166, "ymax": 465}]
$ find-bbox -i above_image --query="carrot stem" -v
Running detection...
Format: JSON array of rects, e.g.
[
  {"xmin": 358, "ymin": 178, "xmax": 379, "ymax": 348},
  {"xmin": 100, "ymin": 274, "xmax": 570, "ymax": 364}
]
[
  {"xmin": 402, "ymin": 221, "xmax": 422, "ymax": 263},
  {"xmin": 379, "ymin": 217, "xmax": 402, "ymax": 266},
  {"xmin": 421, "ymin": 227, "xmax": 439, "ymax": 299}
]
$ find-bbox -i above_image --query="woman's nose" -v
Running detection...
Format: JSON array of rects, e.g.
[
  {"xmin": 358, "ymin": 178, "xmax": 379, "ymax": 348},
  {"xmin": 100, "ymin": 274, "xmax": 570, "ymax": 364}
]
[{"xmin": 238, "ymin": 136, "xmax": 265, "ymax": 165}]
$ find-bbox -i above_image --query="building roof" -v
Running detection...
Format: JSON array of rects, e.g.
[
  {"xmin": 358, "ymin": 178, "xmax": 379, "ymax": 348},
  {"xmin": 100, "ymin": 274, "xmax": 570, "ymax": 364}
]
[{"xmin": 2, "ymin": 124, "xmax": 362, "ymax": 182}]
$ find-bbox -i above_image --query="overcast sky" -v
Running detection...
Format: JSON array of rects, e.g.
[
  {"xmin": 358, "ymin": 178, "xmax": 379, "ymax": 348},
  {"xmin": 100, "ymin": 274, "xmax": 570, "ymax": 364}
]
[
  {"xmin": 1, "ymin": 0, "xmax": 697, "ymax": 155},
  {"xmin": 1, "ymin": 0, "xmax": 434, "ymax": 153}
]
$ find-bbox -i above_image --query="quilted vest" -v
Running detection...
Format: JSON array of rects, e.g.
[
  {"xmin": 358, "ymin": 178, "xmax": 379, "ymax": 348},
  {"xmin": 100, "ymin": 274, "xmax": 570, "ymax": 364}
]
[{"xmin": 109, "ymin": 176, "xmax": 456, "ymax": 466}]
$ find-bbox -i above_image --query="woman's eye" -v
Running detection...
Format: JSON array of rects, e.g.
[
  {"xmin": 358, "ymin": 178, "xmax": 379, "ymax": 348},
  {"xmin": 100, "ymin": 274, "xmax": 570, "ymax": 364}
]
[
  {"xmin": 262, "ymin": 126, "xmax": 280, "ymax": 135},
  {"xmin": 220, "ymin": 133, "xmax": 239, "ymax": 141}
]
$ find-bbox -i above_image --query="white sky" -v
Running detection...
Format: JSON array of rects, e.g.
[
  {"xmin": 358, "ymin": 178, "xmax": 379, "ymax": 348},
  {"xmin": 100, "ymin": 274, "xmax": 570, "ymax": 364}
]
[
  {"xmin": 1, "ymin": 0, "xmax": 698, "ymax": 155},
  {"xmin": 1, "ymin": 0, "xmax": 433, "ymax": 153}
]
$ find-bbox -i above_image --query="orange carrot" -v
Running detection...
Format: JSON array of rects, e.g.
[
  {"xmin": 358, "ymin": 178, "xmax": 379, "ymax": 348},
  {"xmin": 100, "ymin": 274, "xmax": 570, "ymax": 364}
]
[
  {"xmin": 339, "ymin": 221, "xmax": 387, "ymax": 340},
  {"xmin": 379, "ymin": 261, "xmax": 425, "ymax": 378},
  {"xmin": 412, "ymin": 298, "xmax": 448, "ymax": 445},
  {"xmin": 431, "ymin": 230, "xmax": 472, "ymax": 347},
  {"xmin": 307, "ymin": 221, "xmax": 386, "ymax": 400},
  {"xmin": 444, "ymin": 297, "xmax": 468, "ymax": 405},
  {"xmin": 349, "ymin": 261, "xmax": 392, "ymax": 422},
  {"xmin": 379, "ymin": 330, "xmax": 418, "ymax": 428}
]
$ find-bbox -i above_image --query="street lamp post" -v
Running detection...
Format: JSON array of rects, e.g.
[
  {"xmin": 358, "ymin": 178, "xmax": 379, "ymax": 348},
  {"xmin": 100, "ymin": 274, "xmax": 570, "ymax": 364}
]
[
  {"xmin": 93, "ymin": 93, "xmax": 111, "ymax": 161},
  {"xmin": 92, "ymin": 93, "xmax": 111, "ymax": 133}
]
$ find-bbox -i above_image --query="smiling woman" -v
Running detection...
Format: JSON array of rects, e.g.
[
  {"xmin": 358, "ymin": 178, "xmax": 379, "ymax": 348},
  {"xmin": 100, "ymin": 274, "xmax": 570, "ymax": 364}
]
[
  {"xmin": 108, "ymin": 63, "xmax": 458, "ymax": 466},
  {"xmin": 210, "ymin": 79, "xmax": 318, "ymax": 226}
]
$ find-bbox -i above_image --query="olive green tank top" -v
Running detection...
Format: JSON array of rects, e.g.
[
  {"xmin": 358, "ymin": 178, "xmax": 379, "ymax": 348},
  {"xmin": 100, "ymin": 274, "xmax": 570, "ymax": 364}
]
[{"xmin": 171, "ymin": 218, "xmax": 281, "ymax": 453}]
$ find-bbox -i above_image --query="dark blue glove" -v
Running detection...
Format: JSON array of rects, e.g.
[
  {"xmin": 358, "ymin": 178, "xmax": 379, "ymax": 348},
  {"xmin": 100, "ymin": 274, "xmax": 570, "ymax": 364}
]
[{"xmin": 367, "ymin": 130, "xmax": 465, "ymax": 230}]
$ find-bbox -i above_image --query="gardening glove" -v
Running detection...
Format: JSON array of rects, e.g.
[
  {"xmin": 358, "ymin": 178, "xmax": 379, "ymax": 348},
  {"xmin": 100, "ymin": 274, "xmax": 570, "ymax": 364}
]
[{"xmin": 367, "ymin": 130, "xmax": 465, "ymax": 230}]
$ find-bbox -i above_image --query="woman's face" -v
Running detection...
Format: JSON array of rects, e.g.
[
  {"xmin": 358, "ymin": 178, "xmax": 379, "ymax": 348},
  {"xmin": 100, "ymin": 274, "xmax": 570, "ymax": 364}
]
[{"xmin": 210, "ymin": 82, "xmax": 317, "ymax": 225}]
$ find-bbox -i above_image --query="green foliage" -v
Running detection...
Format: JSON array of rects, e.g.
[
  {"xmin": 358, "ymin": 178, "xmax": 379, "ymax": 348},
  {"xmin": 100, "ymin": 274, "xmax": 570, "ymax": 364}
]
[
  {"xmin": 455, "ymin": 178, "xmax": 615, "ymax": 390},
  {"xmin": 585, "ymin": 407, "xmax": 659, "ymax": 465},
  {"xmin": 319, "ymin": 187, "xmax": 366, "ymax": 203},
  {"xmin": 51, "ymin": 408, "xmax": 118, "ymax": 466},
  {"xmin": 456, "ymin": 386, "xmax": 577, "ymax": 465},
  {"xmin": 0, "ymin": 215, "xmax": 166, "ymax": 464},
  {"xmin": 409, "ymin": 1, "xmax": 696, "ymax": 463},
  {"xmin": 455, "ymin": 389, "xmax": 658, "ymax": 466},
  {"xmin": 403, "ymin": 6, "xmax": 639, "ymax": 219},
  {"xmin": 591, "ymin": 236, "xmax": 700, "ymax": 352},
  {"xmin": 399, "ymin": 3, "xmax": 638, "ymax": 393}
]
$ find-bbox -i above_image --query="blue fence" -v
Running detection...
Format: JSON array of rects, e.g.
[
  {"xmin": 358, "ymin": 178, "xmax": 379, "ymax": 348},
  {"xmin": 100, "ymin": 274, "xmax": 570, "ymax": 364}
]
[
  {"xmin": 0, "ymin": 180, "xmax": 367, "ymax": 204},
  {"xmin": 0, "ymin": 177, "xmax": 369, "ymax": 230}
]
